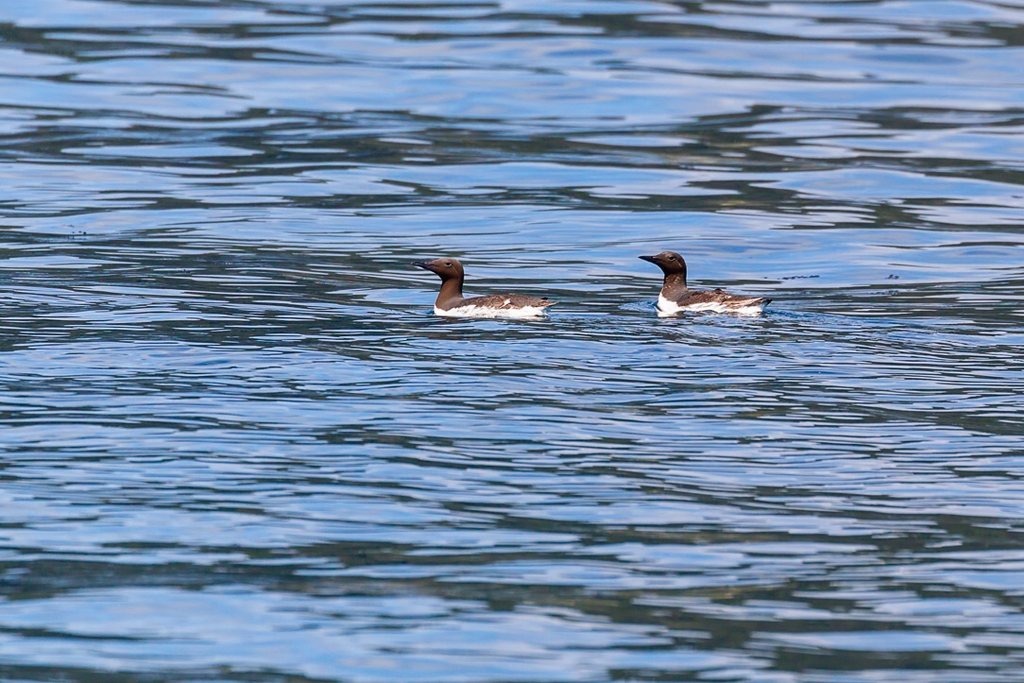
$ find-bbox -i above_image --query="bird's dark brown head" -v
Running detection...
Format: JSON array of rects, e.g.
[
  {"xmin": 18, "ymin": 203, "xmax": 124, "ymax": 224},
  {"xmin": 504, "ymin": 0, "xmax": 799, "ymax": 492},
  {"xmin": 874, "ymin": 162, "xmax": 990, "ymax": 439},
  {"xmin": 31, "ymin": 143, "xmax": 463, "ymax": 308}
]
[
  {"xmin": 639, "ymin": 251, "xmax": 687, "ymax": 276},
  {"xmin": 413, "ymin": 257, "xmax": 465, "ymax": 281}
]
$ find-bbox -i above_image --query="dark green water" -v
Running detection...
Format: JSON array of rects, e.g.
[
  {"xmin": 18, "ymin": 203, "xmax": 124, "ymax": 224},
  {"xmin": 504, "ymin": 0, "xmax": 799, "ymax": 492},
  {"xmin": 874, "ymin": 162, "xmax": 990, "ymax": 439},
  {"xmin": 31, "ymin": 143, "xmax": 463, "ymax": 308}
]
[{"xmin": 2, "ymin": 1, "xmax": 1024, "ymax": 681}]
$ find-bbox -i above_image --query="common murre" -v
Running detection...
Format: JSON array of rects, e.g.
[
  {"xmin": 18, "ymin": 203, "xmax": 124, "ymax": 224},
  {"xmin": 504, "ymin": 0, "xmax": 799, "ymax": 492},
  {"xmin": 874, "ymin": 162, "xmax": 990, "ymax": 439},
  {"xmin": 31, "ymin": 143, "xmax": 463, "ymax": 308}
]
[
  {"xmin": 413, "ymin": 257, "xmax": 555, "ymax": 318},
  {"xmin": 639, "ymin": 251, "xmax": 771, "ymax": 316}
]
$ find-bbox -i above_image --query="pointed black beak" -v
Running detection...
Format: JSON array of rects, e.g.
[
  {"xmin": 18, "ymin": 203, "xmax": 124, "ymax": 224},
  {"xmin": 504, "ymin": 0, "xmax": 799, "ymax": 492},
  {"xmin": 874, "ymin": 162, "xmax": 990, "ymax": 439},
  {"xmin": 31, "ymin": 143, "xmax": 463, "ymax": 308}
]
[
  {"xmin": 638, "ymin": 254, "xmax": 657, "ymax": 264},
  {"xmin": 412, "ymin": 261, "xmax": 433, "ymax": 270}
]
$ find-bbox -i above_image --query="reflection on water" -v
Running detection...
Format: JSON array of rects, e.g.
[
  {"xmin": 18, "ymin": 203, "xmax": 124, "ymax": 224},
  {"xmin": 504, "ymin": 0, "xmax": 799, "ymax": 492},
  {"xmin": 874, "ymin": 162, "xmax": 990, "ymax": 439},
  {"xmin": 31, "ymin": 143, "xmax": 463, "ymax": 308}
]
[{"xmin": 2, "ymin": 0, "xmax": 1024, "ymax": 681}]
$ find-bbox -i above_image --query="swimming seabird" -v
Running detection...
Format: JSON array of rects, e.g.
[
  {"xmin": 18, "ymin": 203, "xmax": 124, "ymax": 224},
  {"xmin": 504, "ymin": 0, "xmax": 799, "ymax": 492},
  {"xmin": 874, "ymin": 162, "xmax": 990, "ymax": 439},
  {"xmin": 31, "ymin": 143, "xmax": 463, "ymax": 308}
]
[
  {"xmin": 639, "ymin": 251, "xmax": 770, "ymax": 316},
  {"xmin": 413, "ymin": 257, "xmax": 555, "ymax": 318}
]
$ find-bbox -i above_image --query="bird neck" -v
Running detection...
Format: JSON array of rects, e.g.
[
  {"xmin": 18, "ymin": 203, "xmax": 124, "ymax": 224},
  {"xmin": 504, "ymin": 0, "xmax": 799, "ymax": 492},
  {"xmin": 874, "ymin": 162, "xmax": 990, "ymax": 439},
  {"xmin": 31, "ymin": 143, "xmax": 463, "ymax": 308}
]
[
  {"xmin": 661, "ymin": 272, "xmax": 689, "ymax": 299},
  {"xmin": 435, "ymin": 276, "xmax": 465, "ymax": 309}
]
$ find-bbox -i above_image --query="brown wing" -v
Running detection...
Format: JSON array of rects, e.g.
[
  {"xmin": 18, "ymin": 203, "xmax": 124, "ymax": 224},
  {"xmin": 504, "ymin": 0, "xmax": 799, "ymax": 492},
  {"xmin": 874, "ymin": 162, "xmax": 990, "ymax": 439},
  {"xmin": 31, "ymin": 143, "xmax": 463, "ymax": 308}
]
[
  {"xmin": 677, "ymin": 289, "xmax": 770, "ymax": 307},
  {"xmin": 462, "ymin": 293, "xmax": 555, "ymax": 309}
]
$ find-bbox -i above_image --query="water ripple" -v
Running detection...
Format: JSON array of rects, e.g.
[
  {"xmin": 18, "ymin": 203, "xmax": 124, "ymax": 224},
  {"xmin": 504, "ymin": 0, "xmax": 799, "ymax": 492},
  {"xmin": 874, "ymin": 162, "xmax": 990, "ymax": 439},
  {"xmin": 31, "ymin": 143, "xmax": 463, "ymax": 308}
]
[{"xmin": 2, "ymin": 1, "xmax": 1024, "ymax": 682}]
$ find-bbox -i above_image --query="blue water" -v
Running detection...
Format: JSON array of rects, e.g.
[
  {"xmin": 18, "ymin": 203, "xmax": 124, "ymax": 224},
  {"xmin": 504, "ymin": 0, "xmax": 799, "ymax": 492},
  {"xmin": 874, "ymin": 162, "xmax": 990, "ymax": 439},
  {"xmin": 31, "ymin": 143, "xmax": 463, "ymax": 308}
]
[{"xmin": 2, "ymin": 1, "xmax": 1024, "ymax": 681}]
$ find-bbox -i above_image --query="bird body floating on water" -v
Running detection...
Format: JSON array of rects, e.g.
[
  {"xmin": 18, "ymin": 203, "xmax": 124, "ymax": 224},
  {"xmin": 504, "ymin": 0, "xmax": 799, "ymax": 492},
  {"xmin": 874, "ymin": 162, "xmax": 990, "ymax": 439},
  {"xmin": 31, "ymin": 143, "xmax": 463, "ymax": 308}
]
[
  {"xmin": 639, "ymin": 251, "xmax": 770, "ymax": 316},
  {"xmin": 414, "ymin": 257, "xmax": 555, "ymax": 319}
]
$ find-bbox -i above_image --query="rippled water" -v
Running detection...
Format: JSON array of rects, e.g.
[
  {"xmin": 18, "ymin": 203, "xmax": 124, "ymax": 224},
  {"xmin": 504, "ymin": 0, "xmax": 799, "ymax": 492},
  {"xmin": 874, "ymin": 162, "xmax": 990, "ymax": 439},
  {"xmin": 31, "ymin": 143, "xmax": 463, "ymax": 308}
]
[{"xmin": 2, "ymin": 1, "xmax": 1024, "ymax": 681}]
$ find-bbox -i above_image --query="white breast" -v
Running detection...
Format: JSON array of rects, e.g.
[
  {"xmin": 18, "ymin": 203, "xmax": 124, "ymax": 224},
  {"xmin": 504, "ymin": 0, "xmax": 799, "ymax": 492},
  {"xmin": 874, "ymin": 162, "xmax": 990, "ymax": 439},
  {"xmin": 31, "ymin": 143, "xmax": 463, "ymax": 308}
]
[
  {"xmin": 435, "ymin": 304, "xmax": 550, "ymax": 319},
  {"xmin": 656, "ymin": 294, "xmax": 685, "ymax": 316}
]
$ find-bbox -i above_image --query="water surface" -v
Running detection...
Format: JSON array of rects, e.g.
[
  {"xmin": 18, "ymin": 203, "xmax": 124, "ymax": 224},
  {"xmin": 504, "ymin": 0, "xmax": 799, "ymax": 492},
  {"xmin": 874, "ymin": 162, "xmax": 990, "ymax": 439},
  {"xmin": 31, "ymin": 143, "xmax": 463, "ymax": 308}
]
[{"xmin": 2, "ymin": 1, "xmax": 1024, "ymax": 681}]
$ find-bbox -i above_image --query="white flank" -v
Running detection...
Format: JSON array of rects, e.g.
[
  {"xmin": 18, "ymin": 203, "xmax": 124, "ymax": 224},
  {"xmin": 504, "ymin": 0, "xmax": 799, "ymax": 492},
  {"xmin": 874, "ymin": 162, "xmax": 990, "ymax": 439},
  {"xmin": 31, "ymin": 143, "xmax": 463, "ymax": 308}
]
[
  {"xmin": 435, "ymin": 304, "xmax": 550, "ymax": 319},
  {"xmin": 656, "ymin": 294, "xmax": 766, "ymax": 317}
]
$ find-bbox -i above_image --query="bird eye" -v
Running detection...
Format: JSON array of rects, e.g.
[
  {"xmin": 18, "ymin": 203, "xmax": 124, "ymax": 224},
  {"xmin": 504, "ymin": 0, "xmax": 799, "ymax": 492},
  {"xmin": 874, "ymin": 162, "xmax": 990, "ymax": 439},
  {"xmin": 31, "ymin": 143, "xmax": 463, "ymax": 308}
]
[
  {"xmin": 668, "ymin": 256, "xmax": 676, "ymax": 261},
  {"xmin": 445, "ymin": 261, "xmax": 452, "ymax": 266}
]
